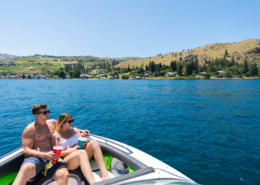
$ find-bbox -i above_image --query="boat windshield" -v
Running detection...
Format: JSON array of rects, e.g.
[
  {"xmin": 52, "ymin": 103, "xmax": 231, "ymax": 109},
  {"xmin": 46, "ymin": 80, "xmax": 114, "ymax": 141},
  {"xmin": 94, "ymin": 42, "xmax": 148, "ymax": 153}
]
[{"xmin": 121, "ymin": 179, "xmax": 198, "ymax": 185}]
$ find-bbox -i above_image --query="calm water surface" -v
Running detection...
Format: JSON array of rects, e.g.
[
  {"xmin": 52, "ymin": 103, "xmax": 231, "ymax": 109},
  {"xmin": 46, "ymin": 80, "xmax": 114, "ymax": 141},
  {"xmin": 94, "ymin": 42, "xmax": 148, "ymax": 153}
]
[{"xmin": 0, "ymin": 79, "xmax": 259, "ymax": 185}]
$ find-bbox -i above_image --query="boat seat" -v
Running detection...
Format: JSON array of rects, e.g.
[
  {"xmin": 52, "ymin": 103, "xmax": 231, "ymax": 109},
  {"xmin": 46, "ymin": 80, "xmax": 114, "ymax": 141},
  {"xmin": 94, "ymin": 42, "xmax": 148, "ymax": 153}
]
[
  {"xmin": 89, "ymin": 159, "xmax": 100, "ymax": 171},
  {"xmin": 93, "ymin": 170, "xmax": 116, "ymax": 182},
  {"xmin": 42, "ymin": 174, "xmax": 83, "ymax": 185}
]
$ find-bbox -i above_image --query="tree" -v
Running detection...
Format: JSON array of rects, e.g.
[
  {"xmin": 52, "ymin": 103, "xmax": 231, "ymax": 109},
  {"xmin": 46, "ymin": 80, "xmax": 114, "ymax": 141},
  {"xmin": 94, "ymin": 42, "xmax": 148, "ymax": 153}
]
[
  {"xmin": 179, "ymin": 57, "xmax": 183, "ymax": 62},
  {"xmin": 194, "ymin": 57, "xmax": 199, "ymax": 72},
  {"xmin": 28, "ymin": 75, "xmax": 31, "ymax": 79},
  {"xmin": 258, "ymin": 66, "xmax": 260, "ymax": 76},
  {"xmin": 121, "ymin": 75, "xmax": 129, "ymax": 79},
  {"xmin": 209, "ymin": 65, "xmax": 215, "ymax": 72},
  {"xmin": 150, "ymin": 62, "xmax": 156, "ymax": 72},
  {"xmin": 224, "ymin": 49, "xmax": 228, "ymax": 57},
  {"xmin": 22, "ymin": 74, "xmax": 26, "ymax": 79},
  {"xmin": 203, "ymin": 64, "xmax": 207, "ymax": 71},
  {"xmin": 158, "ymin": 63, "xmax": 162, "ymax": 70},
  {"xmin": 203, "ymin": 73, "xmax": 211, "ymax": 79},
  {"xmin": 243, "ymin": 58, "xmax": 248, "ymax": 74},
  {"xmin": 69, "ymin": 70, "xmax": 74, "ymax": 78},
  {"xmin": 177, "ymin": 63, "xmax": 183, "ymax": 76},
  {"xmin": 59, "ymin": 70, "xmax": 66, "ymax": 79},
  {"xmin": 185, "ymin": 63, "xmax": 192, "ymax": 76},
  {"xmin": 170, "ymin": 61, "xmax": 177, "ymax": 71},
  {"xmin": 249, "ymin": 63, "xmax": 258, "ymax": 77},
  {"xmin": 224, "ymin": 71, "xmax": 232, "ymax": 78},
  {"xmin": 231, "ymin": 55, "xmax": 235, "ymax": 66}
]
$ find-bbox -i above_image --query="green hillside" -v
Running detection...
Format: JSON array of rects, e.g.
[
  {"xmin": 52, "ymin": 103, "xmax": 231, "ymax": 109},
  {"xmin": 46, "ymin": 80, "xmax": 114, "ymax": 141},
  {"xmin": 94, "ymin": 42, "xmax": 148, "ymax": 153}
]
[{"xmin": 116, "ymin": 39, "xmax": 260, "ymax": 68}]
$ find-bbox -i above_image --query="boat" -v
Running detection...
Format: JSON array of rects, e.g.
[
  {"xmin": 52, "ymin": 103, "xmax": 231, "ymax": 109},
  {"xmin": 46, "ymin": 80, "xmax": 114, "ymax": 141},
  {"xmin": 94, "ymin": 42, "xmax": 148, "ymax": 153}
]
[{"xmin": 0, "ymin": 134, "xmax": 198, "ymax": 185}]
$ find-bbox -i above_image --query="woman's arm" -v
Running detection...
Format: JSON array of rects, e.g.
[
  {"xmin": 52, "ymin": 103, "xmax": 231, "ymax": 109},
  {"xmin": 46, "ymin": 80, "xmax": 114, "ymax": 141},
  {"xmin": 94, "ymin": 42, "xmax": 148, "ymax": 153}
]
[{"xmin": 74, "ymin": 127, "xmax": 82, "ymax": 138}]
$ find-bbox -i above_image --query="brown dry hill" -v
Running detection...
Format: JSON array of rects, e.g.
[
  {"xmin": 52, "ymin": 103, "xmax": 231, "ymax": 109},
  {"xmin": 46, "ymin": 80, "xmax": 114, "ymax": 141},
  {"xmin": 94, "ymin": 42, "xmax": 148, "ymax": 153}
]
[{"xmin": 116, "ymin": 39, "xmax": 260, "ymax": 68}]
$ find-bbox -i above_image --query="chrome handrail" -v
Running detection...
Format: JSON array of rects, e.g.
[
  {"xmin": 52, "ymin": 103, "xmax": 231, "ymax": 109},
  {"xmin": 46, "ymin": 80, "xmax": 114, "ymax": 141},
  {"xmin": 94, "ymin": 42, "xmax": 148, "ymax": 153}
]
[
  {"xmin": 0, "ymin": 146, "xmax": 23, "ymax": 160},
  {"xmin": 87, "ymin": 134, "xmax": 133, "ymax": 154}
]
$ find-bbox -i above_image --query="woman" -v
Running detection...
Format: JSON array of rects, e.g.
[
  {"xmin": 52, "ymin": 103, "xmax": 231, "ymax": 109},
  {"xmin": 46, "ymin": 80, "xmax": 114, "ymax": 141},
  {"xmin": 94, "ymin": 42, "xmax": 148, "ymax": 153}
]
[{"xmin": 54, "ymin": 113, "xmax": 110, "ymax": 185}]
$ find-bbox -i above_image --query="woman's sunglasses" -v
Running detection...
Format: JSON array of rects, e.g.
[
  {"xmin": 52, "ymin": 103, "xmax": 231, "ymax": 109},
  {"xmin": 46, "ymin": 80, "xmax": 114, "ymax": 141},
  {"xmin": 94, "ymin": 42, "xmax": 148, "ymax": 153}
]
[
  {"xmin": 36, "ymin": 110, "xmax": 50, "ymax": 115},
  {"xmin": 65, "ymin": 119, "xmax": 74, "ymax": 124}
]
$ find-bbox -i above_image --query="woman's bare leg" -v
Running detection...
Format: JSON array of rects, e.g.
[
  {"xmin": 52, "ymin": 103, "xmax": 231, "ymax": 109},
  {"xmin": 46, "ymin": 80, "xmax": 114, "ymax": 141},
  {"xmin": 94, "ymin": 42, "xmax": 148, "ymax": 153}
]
[
  {"xmin": 85, "ymin": 140, "xmax": 110, "ymax": 180},
  {"xmin": 64, "ymin": 150, "xmax": 96, "ymax": 184}
]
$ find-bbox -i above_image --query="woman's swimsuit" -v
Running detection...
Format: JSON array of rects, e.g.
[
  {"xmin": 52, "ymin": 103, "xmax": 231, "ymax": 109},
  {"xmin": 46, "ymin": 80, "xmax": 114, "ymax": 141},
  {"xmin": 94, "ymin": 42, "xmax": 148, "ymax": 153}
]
[{"xmin": 57, "ymin": 128, "xmax": 78, "ymax": 149}]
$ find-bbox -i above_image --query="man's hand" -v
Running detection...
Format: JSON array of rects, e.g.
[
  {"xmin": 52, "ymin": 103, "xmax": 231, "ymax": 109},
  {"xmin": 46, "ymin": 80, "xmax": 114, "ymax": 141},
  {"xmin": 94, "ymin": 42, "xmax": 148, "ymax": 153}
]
[
  {"xmin": 44, "ymin": 151, "xmax": 59, "ymax": 162},
  {"xmin": 80, "ymin": 129, "xmax": 90, "ymax": 136}
]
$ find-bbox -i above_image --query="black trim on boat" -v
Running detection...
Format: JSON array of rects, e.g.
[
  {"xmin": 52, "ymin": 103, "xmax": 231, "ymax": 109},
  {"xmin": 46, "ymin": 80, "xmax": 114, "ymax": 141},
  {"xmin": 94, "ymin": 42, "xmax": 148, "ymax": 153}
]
[{"xmin": 0, "ymin": 148, "xmax": 24, "ymax": 177}]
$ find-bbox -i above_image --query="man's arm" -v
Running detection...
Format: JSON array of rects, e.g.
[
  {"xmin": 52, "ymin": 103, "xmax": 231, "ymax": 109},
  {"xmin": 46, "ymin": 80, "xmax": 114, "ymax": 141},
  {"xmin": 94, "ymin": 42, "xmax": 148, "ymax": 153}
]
[
  {"xmin": 22, "ymin": 124, "xmax": 46, "ymax": 158},
  {"xmin": 22, "ymin": 124, "xmax": 59, "ymax": 161}
]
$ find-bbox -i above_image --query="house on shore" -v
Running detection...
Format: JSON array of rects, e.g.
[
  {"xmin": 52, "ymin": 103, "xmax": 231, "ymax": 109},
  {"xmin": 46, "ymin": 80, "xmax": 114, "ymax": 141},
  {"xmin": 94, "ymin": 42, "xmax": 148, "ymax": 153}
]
[
  {"xmin": 52, "ymin": 75, "xmax": 59, "ymax": 79},
  {"xmin": 99, "ymin": 74, "xmax": 106, "ymax": 79},
  {"xmin": 9, "ymin": 61, "xmax": 17, "ymax": 65},
  {"xmin": 80, "ymin": 74, "xmax": 90, "ymax": 79},
  {"xmin": 165, "ymin": 72, "xmax": 177, "ymax": 77},
  {"xmin": 145, "ymin": 73, "xmax": 151, "ymax": 78},
  {"xmin": 198, "ymin": 72, "xmax": 206, "ymax": 76},
  {"xmin": 93, "ymin": 68, "xmax": 104, "ymax": 74},
  {"xmin": 39, "ymin": 75, "xmax": 47, "ymax": 79}
]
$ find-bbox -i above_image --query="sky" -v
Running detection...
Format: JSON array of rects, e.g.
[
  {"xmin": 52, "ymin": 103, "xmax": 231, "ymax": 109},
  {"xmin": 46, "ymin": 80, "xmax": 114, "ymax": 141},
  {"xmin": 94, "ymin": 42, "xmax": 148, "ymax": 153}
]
[{"xmin": 0, "ymin": 0, "xmax": 259, "ymax": 58}]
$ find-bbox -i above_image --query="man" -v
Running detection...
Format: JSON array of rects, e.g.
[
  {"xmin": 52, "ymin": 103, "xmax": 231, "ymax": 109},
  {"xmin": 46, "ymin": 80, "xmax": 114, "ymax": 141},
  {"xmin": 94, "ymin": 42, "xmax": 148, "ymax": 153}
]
[{"xmin": 13, "ymin": 104, "xmax": 69, "ymax": 185}]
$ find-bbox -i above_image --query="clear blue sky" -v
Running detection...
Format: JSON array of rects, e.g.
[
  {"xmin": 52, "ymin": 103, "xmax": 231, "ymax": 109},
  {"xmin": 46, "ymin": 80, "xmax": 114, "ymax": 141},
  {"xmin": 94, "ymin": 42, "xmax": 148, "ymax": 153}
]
[{"xmin": 0, "ymin": 0, "xmax": 259, "ymax": 58}]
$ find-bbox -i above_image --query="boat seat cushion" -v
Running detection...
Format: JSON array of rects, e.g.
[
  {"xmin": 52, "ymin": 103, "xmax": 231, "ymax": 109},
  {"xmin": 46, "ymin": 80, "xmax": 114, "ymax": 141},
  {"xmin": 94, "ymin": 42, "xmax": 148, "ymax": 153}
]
[
  {"xmin": 42, "ymin": 174, "xmax": 82, "ymax": 185},
  {"xmin": 93, "ymin": 170, "xmax": 116, "ymax": 182}
]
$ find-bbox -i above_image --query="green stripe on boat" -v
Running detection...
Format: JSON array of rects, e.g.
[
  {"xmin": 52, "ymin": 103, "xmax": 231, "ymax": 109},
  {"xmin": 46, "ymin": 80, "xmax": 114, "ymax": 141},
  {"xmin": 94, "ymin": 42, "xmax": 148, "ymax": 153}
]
[{"xmin": 0, "ymin": 171, "xmax": 18, "ymax": 185}]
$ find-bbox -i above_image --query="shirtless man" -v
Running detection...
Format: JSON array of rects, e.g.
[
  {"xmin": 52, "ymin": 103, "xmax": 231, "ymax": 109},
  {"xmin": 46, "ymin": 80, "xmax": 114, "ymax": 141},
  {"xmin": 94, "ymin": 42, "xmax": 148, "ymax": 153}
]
[{"xmin": 13, "ymin": 104, "xmax": 69, "ymax": 185}]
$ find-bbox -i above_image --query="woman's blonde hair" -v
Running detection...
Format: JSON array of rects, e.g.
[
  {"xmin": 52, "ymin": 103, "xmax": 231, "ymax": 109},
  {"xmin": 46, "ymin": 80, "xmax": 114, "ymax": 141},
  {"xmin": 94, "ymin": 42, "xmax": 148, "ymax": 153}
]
[{"xmin": 56, "ymin": 113, "xmax": 72, "ymax": 132}]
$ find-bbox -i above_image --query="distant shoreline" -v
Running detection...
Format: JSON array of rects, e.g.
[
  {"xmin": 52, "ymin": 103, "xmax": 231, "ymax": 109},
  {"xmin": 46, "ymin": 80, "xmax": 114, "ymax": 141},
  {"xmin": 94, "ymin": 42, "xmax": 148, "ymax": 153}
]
[{"xmin": 1, "ymin": 78, "xmax": 259, "ymax": 80}]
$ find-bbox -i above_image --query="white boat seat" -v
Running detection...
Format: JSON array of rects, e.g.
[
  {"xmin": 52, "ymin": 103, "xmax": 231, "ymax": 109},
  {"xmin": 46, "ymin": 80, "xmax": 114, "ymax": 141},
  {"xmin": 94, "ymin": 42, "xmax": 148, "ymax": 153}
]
[
  {"xmin": 42, "ymin": 174, "xmax": 83, "ymax": 185},
  {"xmin": 90, "ymin": 159, "xmax": 100, "ymax": 171},
  {"xmin": 93, "ymin": 170, "xmax": 116, "ymax": 182}
]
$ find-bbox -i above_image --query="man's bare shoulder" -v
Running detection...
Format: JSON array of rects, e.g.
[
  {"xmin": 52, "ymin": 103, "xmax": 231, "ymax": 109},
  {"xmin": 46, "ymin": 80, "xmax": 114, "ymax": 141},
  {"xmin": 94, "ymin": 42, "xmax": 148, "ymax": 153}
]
[{"xmin": 23, "ymin": 122, "xmax": 36, "ymax": 136}]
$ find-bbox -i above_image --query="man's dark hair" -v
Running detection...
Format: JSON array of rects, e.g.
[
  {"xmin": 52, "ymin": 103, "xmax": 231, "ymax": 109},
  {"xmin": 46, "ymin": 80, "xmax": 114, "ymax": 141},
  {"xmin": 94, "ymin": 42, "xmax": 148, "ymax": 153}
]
[{"xmin": 32, "ymin": 104, "xmax": 47, "ymax": 115}]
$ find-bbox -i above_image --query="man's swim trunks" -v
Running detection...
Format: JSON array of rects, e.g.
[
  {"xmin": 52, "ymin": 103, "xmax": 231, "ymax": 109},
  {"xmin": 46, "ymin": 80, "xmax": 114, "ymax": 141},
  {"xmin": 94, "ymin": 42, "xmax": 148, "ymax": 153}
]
[{"xmin": 21, "ymin": 155, "xmax": 66, "ymax": 182}]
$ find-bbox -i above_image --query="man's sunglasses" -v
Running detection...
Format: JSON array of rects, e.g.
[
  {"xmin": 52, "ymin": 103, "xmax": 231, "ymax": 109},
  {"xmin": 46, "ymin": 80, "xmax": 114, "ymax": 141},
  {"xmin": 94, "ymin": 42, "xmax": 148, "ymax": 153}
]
[
  {"xmin": 36, "ymin": 110, "xmax": 50, "ymax": 115},
  {"xmin": 65, "ymin": 119, "xmax": 74, "ymax": 124}
]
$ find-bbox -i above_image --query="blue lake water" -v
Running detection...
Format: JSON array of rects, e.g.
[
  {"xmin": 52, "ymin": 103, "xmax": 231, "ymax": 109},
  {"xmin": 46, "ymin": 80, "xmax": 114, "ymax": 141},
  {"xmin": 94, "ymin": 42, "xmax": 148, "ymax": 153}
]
[{"xmin": 0, "ymin": 79, "xmax": 260, "ymax": 185}]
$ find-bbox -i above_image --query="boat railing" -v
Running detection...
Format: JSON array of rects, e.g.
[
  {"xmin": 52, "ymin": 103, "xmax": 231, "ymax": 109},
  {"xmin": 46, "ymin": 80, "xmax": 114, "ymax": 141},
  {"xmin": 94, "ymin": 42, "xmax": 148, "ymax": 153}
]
[
  {"xmin": 87, "ymin": 134, "xmax": 133, "ymax": 154},
  {"xmin": 0, "ymin": 146, "xmax": 23, "ymax": 161}
]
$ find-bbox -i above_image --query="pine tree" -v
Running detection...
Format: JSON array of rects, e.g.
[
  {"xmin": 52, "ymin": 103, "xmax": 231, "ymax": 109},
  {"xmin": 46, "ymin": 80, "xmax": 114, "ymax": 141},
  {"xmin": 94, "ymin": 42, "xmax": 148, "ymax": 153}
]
[
  {"xmin": 185, "ymin": 63, "xmax": 192, "ymax": 76},
  {"xmin": 194, "ymin": 57, "xmax": 199, "ymax": 72},
  {"xmin": 243, "ymin": 58, "xmax": 248, "ymax": 74},
  {"xmin": 231, "ymin": 55, "xmax": 235, "ymax": 66},
  {"xmin": 249, "ymin": 63, "xmax": 258, "ymax": 77},
  {"xmin": 177, "ymin": 63, "xmax": 183, "ymax": 76}
]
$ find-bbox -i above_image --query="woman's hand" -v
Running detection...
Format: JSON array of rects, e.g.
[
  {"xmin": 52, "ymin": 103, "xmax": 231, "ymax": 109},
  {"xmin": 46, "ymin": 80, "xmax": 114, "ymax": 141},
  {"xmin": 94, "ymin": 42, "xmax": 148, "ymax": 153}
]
[
  {"xmin": 80, "ymin": 129, "xmax": 90, "ymax": 136},
  {"xmin": 82, "ymin": 140, "xmax": 88, "ymax": 148},
  {"xmin": 70, "ymin": 145, "xmax": 80, "ymax": 153}
]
